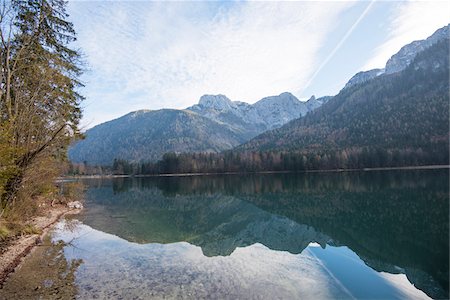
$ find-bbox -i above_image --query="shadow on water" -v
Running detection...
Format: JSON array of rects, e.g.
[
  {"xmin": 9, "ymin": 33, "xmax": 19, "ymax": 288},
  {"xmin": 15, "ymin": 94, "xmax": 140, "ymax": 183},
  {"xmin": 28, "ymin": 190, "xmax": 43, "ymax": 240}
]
[{"xmin": 79, "ymin": 169, "xmax": 449, "ymax": 299}]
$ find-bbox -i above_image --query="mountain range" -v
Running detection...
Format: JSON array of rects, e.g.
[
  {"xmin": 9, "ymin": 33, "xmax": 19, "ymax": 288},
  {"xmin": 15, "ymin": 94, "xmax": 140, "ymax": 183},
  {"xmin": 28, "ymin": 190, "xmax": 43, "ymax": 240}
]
[
  {"xmin": 239, "ymin": 32, "xmax": 449, "ymax": 160},
  {"xmin": 69, "ymin": 92, "xmax": 328, "ymax": 165},
  {"xmin": 187, "ymin": 93, "xmax": 330, "ymax": 139},
  {"xmin": 69, "ymin": 24, "xmax": 449, "ymax": 167}
]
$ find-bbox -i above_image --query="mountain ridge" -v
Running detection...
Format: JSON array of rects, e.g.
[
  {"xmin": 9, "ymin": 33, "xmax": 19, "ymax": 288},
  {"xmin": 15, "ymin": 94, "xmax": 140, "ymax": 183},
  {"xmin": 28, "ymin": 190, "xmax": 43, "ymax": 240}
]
[
  {"xmin": 238, "ymin": 37, "xmax": 449, "ymax": 163},
  {"xmin": 70, "ymin": 92, "xmax": 327, "ymax": 165},
  {"xmin": 344, "ymin": 24, "xmax": 449, "ymax": 88},
  {"xmin": 186, "ymin": 92, "xmax": 329, "ymax": 136},
  {"xmin": 69, "ymin": 109, "xmax": 247, "ymax": 165}
]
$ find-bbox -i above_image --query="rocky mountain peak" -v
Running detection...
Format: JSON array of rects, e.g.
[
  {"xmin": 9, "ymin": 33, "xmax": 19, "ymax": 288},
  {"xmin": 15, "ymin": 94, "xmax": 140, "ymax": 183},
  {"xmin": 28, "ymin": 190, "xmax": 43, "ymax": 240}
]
[
  {"xmin": 305, "ymin": 95, "xmax": 332, "ymax": 111},
  {"xmin": 185, "ymin": 91, "xmax": 326, "ymax": 137},
  {"xmin": 198, "ymin": 94, "xmax": 234, "ymax": 111},
  {"xmin": 344, "ymin": 24, "xmax": 449, "ymax": 89},
  {"xmin": 385, "ymin": 24, "xmax": 449, "ymax": 74},
  {"xmin": 306, "ymin": 95, "xmax": 316, "ymax": 102},
  {"xmin": 255, "ymin": 92, "xmax": 299, "ymax": 107}
]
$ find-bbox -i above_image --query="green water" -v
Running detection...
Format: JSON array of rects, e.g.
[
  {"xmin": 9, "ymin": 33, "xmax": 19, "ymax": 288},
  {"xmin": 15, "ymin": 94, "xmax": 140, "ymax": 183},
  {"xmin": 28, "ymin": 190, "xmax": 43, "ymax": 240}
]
[{"xmin": 11, "ymin": 170, "xmax": 450, "ymax": 299}]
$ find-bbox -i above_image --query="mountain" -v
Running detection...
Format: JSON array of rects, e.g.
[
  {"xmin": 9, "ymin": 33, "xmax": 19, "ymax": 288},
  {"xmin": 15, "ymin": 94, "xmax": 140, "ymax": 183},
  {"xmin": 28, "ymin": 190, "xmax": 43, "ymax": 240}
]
[
  {"xmin": 345, "ymin": 24, "xmax": 449, "ymax": 88},
  {"xmin": 186, "ymin": 94, "xmax": 265, "ymax": 140},
  {"xmin": 251, "ymin": 92, "xmax": 309, "ymax": 128},
  {"xmin": 305, "ymin": 95, "xmax": 331, "ymax": 111},
  {"xmin": 385, "ymin": 24, "xmax": 449, "ymax": 74},
  {"xmin": 68, "ymin": 109, "xmax": 246, "ymax": 165},
  {"xmin": 70, "ymin": 92, "xmax": 327, "ymax": 165},
  {"xmin": 70, "ymin": 25, "xmax": 448, "ymax": 167},
  {"xmin": 239, "ymin": 34, "xmax": 449, "ymax": 164},
  {"xmin": 344, "ymin": 68, "xmax": 384, "ymax": 89},
  {"xmin": 187, "ymin": 92, "xmax": 328, "ymax": 138}
]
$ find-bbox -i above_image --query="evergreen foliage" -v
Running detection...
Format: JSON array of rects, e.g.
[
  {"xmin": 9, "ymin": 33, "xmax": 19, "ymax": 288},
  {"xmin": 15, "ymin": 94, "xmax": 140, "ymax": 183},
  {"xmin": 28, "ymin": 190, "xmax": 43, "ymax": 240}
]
[
  {"xmin": 0, "ymin": 0, "xmax": 83, "ymax": 215},
  {"xmin": 68, "ymin": 109, "xmax": 246, "ymax": 165}
]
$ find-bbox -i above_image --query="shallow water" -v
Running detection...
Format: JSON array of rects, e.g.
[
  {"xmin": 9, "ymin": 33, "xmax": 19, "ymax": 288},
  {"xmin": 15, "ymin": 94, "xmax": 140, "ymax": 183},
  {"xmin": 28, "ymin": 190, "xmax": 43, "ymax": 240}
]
[{"xmin": 3, "ymin": 170, "xmax": 449, "ymax": 299}]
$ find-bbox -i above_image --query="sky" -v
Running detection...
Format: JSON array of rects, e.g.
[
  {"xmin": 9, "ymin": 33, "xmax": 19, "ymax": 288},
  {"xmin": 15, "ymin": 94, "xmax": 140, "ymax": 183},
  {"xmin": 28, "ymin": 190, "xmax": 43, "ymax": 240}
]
[{"xmin": 66, "ymin": 1, "xmax": 450, "ymax": 129}]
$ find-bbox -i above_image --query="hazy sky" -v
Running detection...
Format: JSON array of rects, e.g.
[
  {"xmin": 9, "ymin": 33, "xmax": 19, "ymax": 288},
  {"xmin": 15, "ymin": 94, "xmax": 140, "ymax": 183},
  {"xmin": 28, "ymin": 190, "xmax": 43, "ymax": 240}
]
[{"xmin": 67, "ymin": 1, "xmax": 450, "ymax": 129}]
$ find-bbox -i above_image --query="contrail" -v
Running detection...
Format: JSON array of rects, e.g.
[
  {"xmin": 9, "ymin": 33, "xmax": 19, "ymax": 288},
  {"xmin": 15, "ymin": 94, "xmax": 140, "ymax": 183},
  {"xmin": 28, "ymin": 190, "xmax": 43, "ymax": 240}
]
[{"xmin": 300, "ymin": 0, "xmax": 376, "ymax": 94}]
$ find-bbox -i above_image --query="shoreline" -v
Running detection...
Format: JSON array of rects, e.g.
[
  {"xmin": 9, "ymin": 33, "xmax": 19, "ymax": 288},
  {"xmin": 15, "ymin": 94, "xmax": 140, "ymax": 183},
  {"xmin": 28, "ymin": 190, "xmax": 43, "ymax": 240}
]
[
  {"xmin": 63, "ymin": 164, "xmax": 449, "ymax": 179},
  {"xmin": 0, "ymin": 205, "xmax": 82, "ymax": 288}
]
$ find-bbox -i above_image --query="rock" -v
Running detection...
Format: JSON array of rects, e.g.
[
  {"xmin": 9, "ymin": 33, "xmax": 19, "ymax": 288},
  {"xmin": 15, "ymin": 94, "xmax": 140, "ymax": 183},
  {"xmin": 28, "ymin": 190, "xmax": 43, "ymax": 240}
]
[
  {"xmin": 188, "ymin": 92, "xmax": 326, "ymax": 133},
  {"xmin": 67, "ymin": 201, "xmax": 83, "ymax": 209}
]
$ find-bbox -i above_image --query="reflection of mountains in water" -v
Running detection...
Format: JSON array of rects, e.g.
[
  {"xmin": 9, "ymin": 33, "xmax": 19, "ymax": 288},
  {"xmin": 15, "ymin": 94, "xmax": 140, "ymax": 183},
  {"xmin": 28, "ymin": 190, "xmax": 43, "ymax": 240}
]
[
  {"xmin": 81, "ymin": 188, "xmax": 330, "ymax": 256},
  {"xmin": 190, "ymin": 202, "xmax": 330, "ymax": 257},
  {"xmin": 79, "ymin": 170, "xmax": 449, "ymax": 299}
]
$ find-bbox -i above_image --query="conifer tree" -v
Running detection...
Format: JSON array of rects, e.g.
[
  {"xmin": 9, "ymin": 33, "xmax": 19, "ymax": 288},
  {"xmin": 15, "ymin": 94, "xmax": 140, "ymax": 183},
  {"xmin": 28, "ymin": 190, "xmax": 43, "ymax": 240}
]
[{"xmin": 0, "ymin": 0, "xmax": 83, "ymax": 208}]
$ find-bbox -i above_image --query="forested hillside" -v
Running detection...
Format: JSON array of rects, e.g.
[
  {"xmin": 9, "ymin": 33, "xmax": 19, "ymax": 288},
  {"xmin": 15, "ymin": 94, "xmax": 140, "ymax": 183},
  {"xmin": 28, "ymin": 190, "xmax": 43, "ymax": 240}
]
[
  {"xmin": 69, "ymin": 109, "xmax": 246, "ymax": 165},
  {"xmin": 238, "ymin": 39, "xmax": 449, "ymax": 166}
]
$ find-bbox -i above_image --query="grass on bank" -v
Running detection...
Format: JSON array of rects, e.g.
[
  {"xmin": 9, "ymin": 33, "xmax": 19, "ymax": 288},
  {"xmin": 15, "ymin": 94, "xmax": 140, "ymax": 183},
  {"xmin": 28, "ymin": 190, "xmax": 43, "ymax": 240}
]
[{"xmin": 0, "ymin": 159, "xmax": 84, "ymax": 243}]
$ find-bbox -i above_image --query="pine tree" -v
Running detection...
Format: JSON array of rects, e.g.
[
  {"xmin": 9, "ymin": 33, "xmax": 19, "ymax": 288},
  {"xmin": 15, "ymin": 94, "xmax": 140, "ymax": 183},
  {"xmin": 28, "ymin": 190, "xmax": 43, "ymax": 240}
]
[{"xmin": 0, "ymin": 0, "xmax": 83, "ymax": 208}]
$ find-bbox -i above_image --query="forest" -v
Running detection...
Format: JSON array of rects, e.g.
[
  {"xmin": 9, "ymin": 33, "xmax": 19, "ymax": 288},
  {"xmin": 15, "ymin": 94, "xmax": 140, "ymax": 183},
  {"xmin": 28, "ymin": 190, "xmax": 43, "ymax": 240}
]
[
  {"xmin": 69, "ymin": 145, "xmax": 448, "ymax": 176},
  {"xmin": 0, "ymin": 0, "xmax": 82, "ymax": 232}
]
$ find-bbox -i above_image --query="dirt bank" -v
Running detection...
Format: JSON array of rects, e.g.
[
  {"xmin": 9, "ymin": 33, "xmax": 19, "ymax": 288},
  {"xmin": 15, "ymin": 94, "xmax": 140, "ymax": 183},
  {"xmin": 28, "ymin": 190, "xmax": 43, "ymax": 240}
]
[{"xmin": 0, "ymin": 205, "xmax": 82, "ymax": 288}]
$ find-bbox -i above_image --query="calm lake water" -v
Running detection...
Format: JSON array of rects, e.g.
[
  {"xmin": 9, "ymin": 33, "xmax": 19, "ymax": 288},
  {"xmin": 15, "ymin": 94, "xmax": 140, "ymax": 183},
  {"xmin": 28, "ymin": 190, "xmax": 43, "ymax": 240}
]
[{"xmin": 4, "ymin": 170, "xmax": 450, "ymax": 299}]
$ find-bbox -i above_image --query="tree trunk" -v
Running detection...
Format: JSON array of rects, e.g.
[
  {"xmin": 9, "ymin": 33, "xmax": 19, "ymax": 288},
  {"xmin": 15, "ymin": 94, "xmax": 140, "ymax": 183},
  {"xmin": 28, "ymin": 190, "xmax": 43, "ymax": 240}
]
[{"xmin": 2, "ymin": 170, "xmax": 24, "ymax": 206}]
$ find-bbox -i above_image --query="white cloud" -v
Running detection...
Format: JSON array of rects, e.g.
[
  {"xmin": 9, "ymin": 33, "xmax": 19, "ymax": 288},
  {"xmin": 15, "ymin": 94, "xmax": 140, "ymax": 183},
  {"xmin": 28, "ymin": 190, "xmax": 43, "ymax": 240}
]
[
  {"xmin": 68, "ymin": 1, "xmax": 354, "ymax": 127},
  {"xmin": 363, "ymin": 0, "xmax": 450, "ymax": 70}
]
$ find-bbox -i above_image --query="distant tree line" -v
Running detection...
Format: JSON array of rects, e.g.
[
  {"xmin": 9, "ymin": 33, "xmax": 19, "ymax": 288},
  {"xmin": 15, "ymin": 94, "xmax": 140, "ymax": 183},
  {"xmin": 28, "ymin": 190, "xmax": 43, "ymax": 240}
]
[{"xmin": 68, "ymin": 146, "xmax": 448, "ymax": 176}]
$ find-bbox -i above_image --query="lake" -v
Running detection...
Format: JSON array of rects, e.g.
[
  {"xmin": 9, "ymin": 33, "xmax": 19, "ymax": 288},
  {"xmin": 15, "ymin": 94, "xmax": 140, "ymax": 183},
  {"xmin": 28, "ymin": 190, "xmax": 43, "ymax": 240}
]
[{"xmin": 2, "ymin": 169, "xmax": 449, "ymax": 299}]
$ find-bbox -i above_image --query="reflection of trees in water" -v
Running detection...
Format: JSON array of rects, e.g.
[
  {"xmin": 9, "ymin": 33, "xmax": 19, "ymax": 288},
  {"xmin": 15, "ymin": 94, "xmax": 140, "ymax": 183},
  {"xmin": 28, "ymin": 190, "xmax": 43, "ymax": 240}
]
[
  {"xmin": 0, "ymin": 235, "xmax": 83, "ymax": 299},
  {"xmin": 243, "ymin": 185, "xmax": 448, "ymax": 299},
  {"xmin": 78, "ymin": 170, "xmax": 448, "ymax": 298},
  {"xmin": 81, "ymin": 169, "xmax": 443, "ymax": 196}
]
